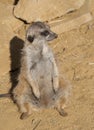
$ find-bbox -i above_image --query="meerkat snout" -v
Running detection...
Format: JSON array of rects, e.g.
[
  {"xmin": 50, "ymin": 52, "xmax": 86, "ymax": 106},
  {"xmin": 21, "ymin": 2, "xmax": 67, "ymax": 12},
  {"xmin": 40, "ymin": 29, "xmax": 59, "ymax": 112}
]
[
  {"xmin": 26, "ymin": 21, "xmax": 58, "ymax": 43},
  {"xmin": 40, "ymin": 29, "xmax": 58, "ymax": 41}
]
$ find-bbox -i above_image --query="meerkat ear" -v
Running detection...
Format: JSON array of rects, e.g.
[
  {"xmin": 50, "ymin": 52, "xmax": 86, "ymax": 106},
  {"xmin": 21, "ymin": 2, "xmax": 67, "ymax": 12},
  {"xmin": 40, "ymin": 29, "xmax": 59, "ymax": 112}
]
[{"xmin": 27, "ymin": 35, "xmax": 35, "ymax": 43}]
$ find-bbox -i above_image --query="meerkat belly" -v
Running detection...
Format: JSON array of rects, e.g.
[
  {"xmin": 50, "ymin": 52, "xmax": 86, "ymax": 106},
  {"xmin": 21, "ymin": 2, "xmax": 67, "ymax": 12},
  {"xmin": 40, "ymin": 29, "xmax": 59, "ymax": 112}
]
[
  {"xmin": 31, "ymin": 58, "xmax": 53, "ymax": 87},
  {"xmin": 31, "ymin": 58, "xmax": 55, "ymax": 107},
  {"xmin": 32, "ymin": 60, "xmax": 53, "ymax": 83}
]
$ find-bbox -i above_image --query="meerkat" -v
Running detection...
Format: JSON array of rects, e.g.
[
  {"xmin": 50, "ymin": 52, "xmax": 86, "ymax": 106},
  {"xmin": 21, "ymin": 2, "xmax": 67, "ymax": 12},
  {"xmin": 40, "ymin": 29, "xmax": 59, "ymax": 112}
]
[{"xmin": 0, "ymin": 21, "xmax": 71, "ymax": 119}]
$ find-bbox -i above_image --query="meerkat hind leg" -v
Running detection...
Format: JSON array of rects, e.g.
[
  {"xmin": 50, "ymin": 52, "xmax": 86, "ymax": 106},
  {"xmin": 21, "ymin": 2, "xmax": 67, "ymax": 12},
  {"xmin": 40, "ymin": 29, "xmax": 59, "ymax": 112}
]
[
  {"xmin": 20, "ymin": 102, "xmax": 32, "ymax": 120},
  {"xmin": 13, "ymin": 85, "xmax": 32, "ymax": 119},
  {"xmin": 56, "ymin": 76, "xmax": 71, "ymax": 116},
  {"xmin": 56, "ymin": 97, "xmax": 68, "ymax": 117}
]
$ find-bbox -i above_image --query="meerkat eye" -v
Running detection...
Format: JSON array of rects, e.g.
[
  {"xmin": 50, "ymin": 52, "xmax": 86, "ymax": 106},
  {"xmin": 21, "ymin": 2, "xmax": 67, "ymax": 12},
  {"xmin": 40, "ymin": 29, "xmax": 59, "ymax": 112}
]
[
  {"xmin": 41, "ymin": 30, "xmax": 49, "ymax": 36},
  {"xmin": 27, "ymin": 35, "xmax": 35, "ymax": 43}
]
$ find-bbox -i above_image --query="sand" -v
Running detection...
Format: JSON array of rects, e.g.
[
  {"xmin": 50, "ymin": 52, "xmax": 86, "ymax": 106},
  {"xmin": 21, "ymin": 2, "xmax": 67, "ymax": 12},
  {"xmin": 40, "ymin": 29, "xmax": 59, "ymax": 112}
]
[{"xmin": 0, "ymin": 22, "xmax": 94, "ymax": 130}]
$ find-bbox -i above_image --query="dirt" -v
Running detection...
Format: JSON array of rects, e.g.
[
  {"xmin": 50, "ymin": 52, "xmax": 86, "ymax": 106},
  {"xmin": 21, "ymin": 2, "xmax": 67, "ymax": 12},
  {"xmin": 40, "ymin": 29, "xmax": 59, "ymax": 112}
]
[
  {"xmin": 0, "ymin": 21, "xmax": 94, "ymax": 130},
  {"xmin": 0, "ymin": 0, "xmax": 94, "ymax": 129}
]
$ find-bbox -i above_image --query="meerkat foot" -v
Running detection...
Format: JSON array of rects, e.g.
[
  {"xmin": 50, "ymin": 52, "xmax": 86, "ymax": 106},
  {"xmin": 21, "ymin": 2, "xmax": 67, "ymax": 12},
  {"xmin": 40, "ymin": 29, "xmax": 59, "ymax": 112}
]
[
  {"xmin": 58, "ymin": 109, "xmax": 68, "ymax": 117},
  {"xmin": 56, "ymin": 97, "xmax": 68, "ymax": 117},
  {"xmin": 20, "ymin": 112, "xmax": 30, "ymax": 120}
]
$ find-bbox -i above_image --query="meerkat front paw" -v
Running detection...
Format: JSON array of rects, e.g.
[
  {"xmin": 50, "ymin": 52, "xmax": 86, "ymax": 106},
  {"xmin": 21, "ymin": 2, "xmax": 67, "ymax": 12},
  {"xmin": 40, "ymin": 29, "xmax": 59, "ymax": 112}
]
[
  {"xmin": 53, "ymin": 77, "xmax": 59, "ymax": 93},
  {"xmin": 33, "ymin": 88, "xmax": 40, "ymax": 99}
]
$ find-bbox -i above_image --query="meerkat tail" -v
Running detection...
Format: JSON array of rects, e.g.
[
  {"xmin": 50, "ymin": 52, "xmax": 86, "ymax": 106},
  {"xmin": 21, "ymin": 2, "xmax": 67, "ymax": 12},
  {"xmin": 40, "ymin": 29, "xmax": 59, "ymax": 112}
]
[{"xmin": 0, "ymin": 93, "xmax": 11, "ymax": 98}]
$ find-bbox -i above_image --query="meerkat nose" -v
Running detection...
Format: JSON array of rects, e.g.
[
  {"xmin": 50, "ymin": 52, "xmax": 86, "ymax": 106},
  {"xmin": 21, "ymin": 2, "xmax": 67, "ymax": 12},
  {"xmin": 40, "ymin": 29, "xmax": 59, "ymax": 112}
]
[{"xmin": 54, "ymin": 33, "xmax": 58, "ymax": 38}]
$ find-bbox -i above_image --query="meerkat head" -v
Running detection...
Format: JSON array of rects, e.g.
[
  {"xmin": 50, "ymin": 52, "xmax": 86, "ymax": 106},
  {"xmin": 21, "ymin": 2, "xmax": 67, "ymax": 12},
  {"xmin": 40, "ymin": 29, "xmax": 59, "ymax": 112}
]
[{"xmin": 26, "ymin": 21, "xmax": 58, "ymax": 43}]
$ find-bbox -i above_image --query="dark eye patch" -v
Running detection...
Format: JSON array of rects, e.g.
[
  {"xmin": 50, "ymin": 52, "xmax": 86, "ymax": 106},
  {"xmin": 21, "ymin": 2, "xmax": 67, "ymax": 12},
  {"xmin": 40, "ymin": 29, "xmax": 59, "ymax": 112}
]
[
  {"xmin": 41, "ymin": 30, "xmax": 49, "ymax": 36},
  {"xmin": 27, "ymin": 35, "xmax": 35, "ymax": 43}
]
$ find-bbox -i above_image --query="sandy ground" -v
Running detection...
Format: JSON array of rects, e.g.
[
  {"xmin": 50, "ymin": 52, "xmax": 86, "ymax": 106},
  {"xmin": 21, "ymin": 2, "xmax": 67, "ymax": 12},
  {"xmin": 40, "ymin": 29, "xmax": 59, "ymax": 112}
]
[{"xmin": 0, "ymin": 21, "xmax": 94, "ymax": 130}]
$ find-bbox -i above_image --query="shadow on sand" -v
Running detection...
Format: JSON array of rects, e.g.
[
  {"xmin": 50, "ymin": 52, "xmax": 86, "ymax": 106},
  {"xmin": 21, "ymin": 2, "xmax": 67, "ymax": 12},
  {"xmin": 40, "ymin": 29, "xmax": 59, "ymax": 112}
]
[{"xmin": 9, "ymin": 36, "xmax": 24, "ymax": 93}]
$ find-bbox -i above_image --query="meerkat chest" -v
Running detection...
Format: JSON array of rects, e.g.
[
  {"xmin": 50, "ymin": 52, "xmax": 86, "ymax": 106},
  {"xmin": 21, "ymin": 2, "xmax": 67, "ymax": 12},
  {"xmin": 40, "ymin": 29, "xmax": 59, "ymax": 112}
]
[
  {"xmin": 31, "ymin": 59, "xmax": 53, "ymax": 88},
  {"xmin": 25, "ymin": 45, "xmax": 54, "ymax": 80},
  {"xmin": 42, "ymin": 44, "xmax": 54, "ymax": 60},
  {"xmin": 31, "ymin": 46, "xmax": 54, "ymax": 80}
]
